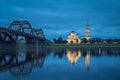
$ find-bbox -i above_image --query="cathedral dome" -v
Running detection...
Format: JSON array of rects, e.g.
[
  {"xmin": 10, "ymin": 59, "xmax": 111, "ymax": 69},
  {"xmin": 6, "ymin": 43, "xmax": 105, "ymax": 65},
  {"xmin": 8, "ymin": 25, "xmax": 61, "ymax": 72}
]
[{"xmin": 67, "ymin": 29, "xmax": 81, "ymax": 44}]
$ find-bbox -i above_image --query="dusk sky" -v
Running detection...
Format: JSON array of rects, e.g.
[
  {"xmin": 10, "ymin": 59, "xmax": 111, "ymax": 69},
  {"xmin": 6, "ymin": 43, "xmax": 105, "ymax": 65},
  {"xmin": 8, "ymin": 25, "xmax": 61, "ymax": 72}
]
[{"xmin": 0, "ymin": 0, "xmax": 120, "ymax": 40}]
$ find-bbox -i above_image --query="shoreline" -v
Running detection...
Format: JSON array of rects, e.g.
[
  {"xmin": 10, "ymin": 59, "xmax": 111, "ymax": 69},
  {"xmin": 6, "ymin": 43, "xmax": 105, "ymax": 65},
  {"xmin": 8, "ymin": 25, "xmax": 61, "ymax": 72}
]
[
  {"xmin": 1, "ymin": 43, "xmax": 120, "ymax": 50},
  {"xmin": 49, "ymin": 43, "xmax": 120, "ymax": 47},
  {"xmin": 47, "ymin": 46, "xmax": 120, "ymax": 49}
]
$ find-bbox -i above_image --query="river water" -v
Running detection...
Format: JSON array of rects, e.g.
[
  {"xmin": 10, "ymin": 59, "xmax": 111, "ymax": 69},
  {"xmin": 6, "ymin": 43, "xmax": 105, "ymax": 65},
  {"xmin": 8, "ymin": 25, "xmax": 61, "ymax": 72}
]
[{"xmin": 0, "ymin": 45, "xmax": 120, "ymax": 80}]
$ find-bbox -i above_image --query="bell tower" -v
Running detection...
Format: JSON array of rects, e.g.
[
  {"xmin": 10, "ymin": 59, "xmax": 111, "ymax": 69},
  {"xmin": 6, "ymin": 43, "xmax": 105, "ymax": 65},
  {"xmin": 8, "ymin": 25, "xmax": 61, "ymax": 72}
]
[{"xmin": 85, "ymin": 21, "xmax": 90, "ymax": 41}]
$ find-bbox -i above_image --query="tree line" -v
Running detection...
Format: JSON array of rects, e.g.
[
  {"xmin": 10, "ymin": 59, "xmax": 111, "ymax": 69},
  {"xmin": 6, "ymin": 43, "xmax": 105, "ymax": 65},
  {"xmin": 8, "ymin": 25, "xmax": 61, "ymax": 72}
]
[
  {"xmin": 53, "ymin": 37, "xmax": 120, "ymax": 44},
  {"xmin": 53, "ymin": 37, "xmax": 67, "ymax": 44}
]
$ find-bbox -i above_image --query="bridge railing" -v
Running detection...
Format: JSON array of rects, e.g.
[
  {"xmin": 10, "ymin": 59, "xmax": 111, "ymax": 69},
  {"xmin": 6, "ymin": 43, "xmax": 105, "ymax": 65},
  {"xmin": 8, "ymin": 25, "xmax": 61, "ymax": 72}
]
[
  {"xmin": 9, "ymin": 20, "xmax": 33, "ymax": 35},
  {"xmin": 32, "ymin": 28, "xmax": 45, "ymax": 38}
]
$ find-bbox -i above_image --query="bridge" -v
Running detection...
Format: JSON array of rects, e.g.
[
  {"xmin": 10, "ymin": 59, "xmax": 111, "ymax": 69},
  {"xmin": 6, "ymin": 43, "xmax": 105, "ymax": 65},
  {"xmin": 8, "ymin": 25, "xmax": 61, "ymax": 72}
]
[{"xmin": 0, "ymin": 20, "xmax": 49, "ymax": 45}]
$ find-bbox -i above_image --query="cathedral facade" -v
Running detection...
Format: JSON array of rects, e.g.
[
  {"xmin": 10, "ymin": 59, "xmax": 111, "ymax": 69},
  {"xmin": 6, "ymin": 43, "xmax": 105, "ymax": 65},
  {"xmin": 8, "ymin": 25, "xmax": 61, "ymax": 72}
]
[
  {"xmin": 67, "ymin": 29, "xmax": 81, "ymax": 44},
  {"xmin": 66, "ymin": 22, "xmax": 90, "ymax": 44}
]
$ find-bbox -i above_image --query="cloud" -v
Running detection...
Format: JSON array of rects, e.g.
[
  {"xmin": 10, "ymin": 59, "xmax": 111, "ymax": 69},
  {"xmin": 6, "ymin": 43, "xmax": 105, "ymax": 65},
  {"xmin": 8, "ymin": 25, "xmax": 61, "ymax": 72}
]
[{"xmin": 0, "ymin": 0, "xmax": 120, "ymax": 40}]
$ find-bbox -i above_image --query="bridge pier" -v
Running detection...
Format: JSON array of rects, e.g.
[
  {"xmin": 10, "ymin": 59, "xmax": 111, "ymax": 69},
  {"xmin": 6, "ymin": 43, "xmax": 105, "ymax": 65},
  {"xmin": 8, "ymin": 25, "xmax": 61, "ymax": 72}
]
[
  {"xmin": 25, "ymin": 37, "xmax": 36, "ymax": 44},
  {"xmin": 25, "ymin": 37, "xmax": 41, "ymax": 49}
]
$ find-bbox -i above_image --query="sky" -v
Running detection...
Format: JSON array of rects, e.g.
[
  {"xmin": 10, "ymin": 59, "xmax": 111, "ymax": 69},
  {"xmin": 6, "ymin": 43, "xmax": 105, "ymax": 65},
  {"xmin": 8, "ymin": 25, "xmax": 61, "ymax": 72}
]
[{"xmin": 0, "ymin": 0, "xmax": 120, "ymax": 40}]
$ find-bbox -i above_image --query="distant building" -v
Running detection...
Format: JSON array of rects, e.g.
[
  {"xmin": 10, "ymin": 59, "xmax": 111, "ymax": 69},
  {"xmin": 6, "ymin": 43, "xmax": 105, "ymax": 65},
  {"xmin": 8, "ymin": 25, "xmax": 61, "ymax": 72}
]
[
  {"xmin": 85, "ymin": 22, "xmax": 90, "ymax": 41},
  {"xmin": 66, "ymin": 21, "xmax": 90, "ymax": 44},
  {"xmin": 67, "ymin": 29, "xmax": 81, "ymax": 44}
]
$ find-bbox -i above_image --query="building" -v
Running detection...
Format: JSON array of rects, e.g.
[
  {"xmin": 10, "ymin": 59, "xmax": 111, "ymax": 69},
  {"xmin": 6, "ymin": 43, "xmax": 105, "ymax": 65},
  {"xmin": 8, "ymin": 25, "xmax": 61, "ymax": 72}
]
[
  {"xmin": 85, "ymin": 22, "xmax": 90, "ymax": 41},
  {"xmin": 66, "ymin": 21, "xmax": 90, "ymax": 44},
  {"xmin": 67, "ymin": 29, "xmax": 81, "ymax": 44}
]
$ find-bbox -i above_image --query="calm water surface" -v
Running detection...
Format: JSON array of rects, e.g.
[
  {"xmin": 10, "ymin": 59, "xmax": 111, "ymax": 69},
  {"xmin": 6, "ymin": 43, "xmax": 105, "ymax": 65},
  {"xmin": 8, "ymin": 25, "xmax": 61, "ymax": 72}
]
[{"xmin": 0, "ymin": 46, "xmax": 120, "ymax": 80}]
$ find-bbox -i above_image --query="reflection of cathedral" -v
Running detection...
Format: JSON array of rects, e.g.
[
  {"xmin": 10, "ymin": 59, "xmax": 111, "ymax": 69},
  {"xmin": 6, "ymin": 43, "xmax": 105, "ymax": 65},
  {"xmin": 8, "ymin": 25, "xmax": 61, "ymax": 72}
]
[
  {"xmin": 85, "ymin": 52, "xmax": 90, "ymax": 71},
  {"xmin": 66, "ymin": 49, "xmax": 81, "ymax": 65},
  {"xmin": 67, "ymin": 29, "xmax": 81, "ymax": 44},
  {"xmin": 66, "ymin": 49, "xmax": 90, "ymax": 71}
]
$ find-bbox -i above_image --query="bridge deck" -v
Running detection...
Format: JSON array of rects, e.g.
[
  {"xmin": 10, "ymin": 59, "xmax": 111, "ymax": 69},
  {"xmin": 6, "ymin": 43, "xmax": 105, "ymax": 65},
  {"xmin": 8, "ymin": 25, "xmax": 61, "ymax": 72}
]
[{"xmin": 0, "ymin": 27, "xmax": 46, "ymax": 40}]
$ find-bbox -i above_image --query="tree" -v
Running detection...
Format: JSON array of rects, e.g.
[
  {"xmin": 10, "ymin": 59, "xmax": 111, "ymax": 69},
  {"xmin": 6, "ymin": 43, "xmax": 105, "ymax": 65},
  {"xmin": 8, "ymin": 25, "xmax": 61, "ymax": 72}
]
[
  {"xmin": 82, "ymin": 38, "xmax": 87, "ymax": 43},
  {"xmin": 58, "ymin": 37, "xmax": 63, "ymax": 43},
  {"xmin": 107, "ymin": 38, "xmax": 112, "ymax": 44},
  {"xmin": 53, "ymin": 37, "xmax": 67, "ymax": 44},
  {"xmin": 63, "ymin": 40, "xmax": 67, "ymax": 44},
  {"xmin": 53, "ymin": 38, "xmax": 57, "ymax": 43}
]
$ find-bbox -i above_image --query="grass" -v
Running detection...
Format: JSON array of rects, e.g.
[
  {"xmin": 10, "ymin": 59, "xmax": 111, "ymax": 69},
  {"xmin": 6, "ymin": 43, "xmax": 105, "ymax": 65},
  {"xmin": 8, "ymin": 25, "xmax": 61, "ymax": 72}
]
[
  {"xmin": 17, "ymin": 43, "xmax": 120, "ymax": 47},
  {"xmin": 50, "ymin": 43, "xmax": 120, "ymax": 47},
  {"xmin": 17, "ymin": 43, "xmax": 26, "ymax": 47}
]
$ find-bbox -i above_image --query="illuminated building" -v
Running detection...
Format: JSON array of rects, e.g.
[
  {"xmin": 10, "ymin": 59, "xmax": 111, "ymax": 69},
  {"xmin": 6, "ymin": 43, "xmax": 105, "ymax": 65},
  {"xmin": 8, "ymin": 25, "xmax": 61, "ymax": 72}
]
[
  {"xmin": 85, "ymin": 22, "xmax": 90, "ymax": 41},
  {"xmin": 67, "ymin": 29, "xmax": 81, "ymax": 44}
]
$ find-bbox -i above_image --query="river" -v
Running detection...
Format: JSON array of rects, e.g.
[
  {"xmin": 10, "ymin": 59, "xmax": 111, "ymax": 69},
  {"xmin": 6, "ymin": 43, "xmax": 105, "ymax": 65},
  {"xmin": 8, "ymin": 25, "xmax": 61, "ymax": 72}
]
[{"xmin": 0, "ymin": 45, "xmax": 120, "ymax": 80}]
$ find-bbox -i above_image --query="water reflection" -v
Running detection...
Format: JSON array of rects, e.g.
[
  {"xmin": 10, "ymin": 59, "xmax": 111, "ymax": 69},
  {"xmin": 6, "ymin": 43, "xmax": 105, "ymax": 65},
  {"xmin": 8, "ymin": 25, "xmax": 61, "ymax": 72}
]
[
  {"xmin": 85, "ymin": 51, "xmax": 90, "ymax": 71},
  {"xmin": 66, "ymin": 49, "xmax": 81, "ymax": 65},
  {"xmin": 0, "ymin": 46, "xmax": 120, "ymax": 79},
  {"xmin": 0, "ymin": 45, "xmax": 51, "ymax": 77},
  {"xmin": 66, "ymin": 48, "xmax": 90, "ymax": 71}
]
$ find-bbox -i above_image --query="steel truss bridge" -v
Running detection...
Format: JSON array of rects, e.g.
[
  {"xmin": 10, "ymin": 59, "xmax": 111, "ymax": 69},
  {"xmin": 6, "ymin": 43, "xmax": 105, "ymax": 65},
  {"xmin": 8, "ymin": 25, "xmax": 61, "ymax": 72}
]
[{"xmin": 0, "ymin": 20, "xmax": 49, "ymax": 45}]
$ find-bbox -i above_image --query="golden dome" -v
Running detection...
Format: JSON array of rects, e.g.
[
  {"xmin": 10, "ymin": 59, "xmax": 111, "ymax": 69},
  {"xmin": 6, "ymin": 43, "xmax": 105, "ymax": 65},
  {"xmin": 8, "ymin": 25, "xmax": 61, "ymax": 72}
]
[{"xmin": 66, "ymin": 29, "xmax": 81, "ymax": 44}]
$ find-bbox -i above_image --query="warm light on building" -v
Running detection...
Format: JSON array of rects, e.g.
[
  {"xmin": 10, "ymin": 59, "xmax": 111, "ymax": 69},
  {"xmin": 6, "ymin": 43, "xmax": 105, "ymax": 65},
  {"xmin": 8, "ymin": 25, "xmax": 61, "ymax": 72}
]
[
  {"xmin": 66, "ymin": 49, "xmax": 81, "ymax": 65},
  {"xmin": 67, "ymin": 29, "xmax": 81, "ymax": 44},
  {"xmin": 85, "ymin": 22, "xmax": 90, "ymax": 41}
]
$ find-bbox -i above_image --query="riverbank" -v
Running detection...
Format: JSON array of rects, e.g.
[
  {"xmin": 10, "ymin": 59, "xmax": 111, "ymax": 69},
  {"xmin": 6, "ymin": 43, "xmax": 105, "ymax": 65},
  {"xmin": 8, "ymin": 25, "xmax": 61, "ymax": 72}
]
[
  {"xmin": 13, "ymin": 43, "xmax": 120, "ymax": 48},
  {"xmin": 50, "ymin": 43, "xmax": 120, "ymax": 47}
]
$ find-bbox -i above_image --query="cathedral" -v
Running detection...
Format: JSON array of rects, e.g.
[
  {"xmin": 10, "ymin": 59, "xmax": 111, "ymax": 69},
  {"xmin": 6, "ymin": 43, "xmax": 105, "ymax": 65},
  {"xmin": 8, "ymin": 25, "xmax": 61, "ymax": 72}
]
[
  {"xmin": 67, "ymin": 22, "xmax": 90, "ymax": 44},
  {"xmin": 67, "ymin": 29, "xmax": 81, "ymax": 44}
]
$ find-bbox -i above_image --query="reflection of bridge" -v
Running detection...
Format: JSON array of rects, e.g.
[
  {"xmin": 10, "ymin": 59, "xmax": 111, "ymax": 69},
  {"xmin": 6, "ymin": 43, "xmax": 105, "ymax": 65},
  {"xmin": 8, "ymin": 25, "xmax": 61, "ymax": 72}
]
[
  {"xmin": 0, "ymin": 20, "xmax": 49, "ymax": 45},
  {"xmin": 0, "ymin": 46, "xmax": 49, "ymax": 77},
  {"xmin": 1, "ymin": 47, "xmax": 120, "ymax": 77}
]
